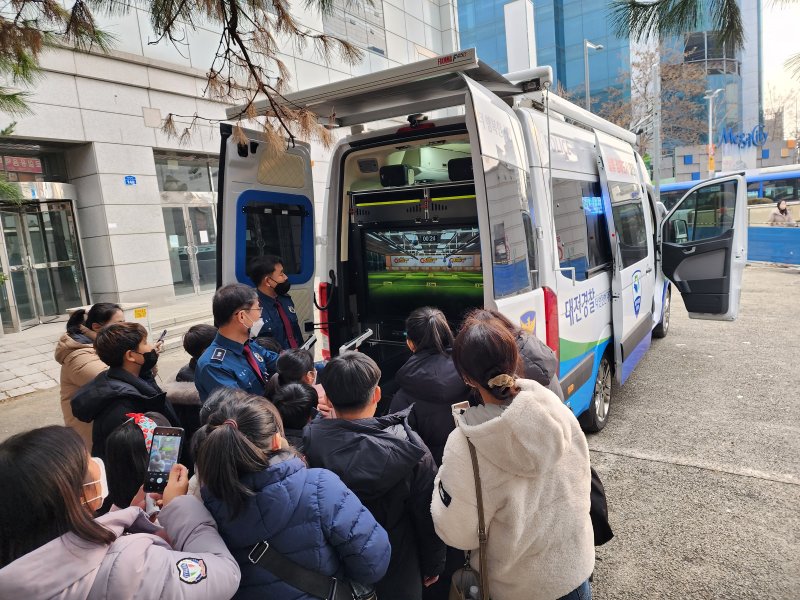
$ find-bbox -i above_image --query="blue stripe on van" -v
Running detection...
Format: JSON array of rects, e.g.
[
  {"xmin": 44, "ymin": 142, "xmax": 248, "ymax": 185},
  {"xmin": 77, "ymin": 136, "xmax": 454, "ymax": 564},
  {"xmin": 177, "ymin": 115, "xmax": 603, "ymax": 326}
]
[{"xmin": 560, "ymin": 337, "xmax": 611, "ymax": 418}]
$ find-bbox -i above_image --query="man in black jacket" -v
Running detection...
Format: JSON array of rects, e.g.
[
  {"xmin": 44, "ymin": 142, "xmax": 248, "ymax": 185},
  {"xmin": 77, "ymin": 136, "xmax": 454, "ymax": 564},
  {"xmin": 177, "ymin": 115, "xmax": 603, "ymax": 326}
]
[
  {"xmin": 72, "ymin": 322, "xmax": 179, "ymax": 461},
  {"xmin": 303, "ymin": 352, "xmax": 446, "ymax": 600}
]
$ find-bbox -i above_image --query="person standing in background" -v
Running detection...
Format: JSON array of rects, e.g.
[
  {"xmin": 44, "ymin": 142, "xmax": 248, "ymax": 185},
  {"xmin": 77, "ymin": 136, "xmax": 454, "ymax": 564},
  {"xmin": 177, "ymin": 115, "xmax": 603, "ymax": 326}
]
[
  {"xmin": 55, "ymin": 303, "xmax": 125, "ymax": 448},
  {"xmin": 247, "ymin": 255, "xmax": 304, "ymax": 350},
  {"xmin": 767, "ymin": 199, "xmax": 796, "ymax": 226}
]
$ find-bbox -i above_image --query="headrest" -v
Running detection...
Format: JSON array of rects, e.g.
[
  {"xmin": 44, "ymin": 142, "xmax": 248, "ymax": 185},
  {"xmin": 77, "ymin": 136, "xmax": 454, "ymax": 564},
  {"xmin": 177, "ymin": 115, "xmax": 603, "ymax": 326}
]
[
  {"xmin": 379, "ymin": 165, "xmax": 412, "ymax": 187},
  {"xmin": 448, "ymin": 157, "xmax": 473, "ymax": 182}
]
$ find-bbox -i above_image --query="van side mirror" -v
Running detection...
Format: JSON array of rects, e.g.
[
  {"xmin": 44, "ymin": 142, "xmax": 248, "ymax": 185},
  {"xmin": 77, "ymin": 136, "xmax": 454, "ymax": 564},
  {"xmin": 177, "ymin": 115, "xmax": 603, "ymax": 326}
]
[{"xmin": 673, "ymin": 219, "xmax": 688, "ymax": 243}]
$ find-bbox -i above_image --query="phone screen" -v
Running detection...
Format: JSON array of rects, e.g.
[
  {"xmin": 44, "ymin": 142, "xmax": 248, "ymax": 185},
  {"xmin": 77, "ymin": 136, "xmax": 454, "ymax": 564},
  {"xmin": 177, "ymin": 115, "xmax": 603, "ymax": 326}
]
[{"xmin": 145, "ymin": 428, "xmax": 183, "ymax": 492}]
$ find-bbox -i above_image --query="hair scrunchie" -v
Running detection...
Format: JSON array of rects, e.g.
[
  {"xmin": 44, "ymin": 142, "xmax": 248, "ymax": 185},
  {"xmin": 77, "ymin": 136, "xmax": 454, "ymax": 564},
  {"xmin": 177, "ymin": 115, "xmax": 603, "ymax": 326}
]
[
  {"xmin": 223, "ymin": 419, "xmax": 239, "ymax": 430},
  {"xmin": 487, "ymin": 374, "xmax": 516, "ymax": 390},
  {"xmin": 125, "ymin": 413, "xmax": 156, "ymax": 452}
]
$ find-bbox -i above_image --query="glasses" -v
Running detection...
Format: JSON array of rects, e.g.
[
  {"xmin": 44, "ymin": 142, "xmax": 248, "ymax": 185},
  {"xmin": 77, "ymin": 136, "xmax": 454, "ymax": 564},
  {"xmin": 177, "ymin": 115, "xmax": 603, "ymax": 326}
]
[{"xmin": 240, "ymin": 304, "xmax": 262, "ymax": 314}]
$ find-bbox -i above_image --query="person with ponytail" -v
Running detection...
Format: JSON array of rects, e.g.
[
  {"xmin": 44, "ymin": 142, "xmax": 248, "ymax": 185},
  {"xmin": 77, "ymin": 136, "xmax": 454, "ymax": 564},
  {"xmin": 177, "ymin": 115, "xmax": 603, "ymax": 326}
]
[
  {"xmin": 389, "ymin": 306, "xmax": 470, "ymax": 467},
  {"xmin": 55, "ymin": 303, "xmax": 124, "ymax": 448},
  {"xmin": 197, "ymin": 388, "xmax": 391, "ymax": 599},
  {"xmin": 431, "ymin": 310, "xmax": 594, "ymax": 600}
]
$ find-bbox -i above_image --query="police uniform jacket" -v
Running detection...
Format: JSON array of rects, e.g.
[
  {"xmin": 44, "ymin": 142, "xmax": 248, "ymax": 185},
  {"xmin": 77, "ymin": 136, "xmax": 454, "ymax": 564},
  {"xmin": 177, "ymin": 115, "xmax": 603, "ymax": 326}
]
[
  {"xmin": 255, "ymin": 289, "xmax": 304, "ymax": 350},
  {"xmin": 195, "ymin": 333, "xmax": 279, "ymax": 403},
  {"xmin": 0, "ymin": 495, "xmax": 241, "ymax": 599}
]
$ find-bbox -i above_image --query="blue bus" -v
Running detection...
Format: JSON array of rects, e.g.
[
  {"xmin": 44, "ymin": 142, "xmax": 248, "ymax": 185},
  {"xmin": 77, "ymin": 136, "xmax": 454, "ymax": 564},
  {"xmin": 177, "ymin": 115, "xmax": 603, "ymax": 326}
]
[{"xmin": 660, "ymin": 166, "xmax": 800, "ymax": 265}]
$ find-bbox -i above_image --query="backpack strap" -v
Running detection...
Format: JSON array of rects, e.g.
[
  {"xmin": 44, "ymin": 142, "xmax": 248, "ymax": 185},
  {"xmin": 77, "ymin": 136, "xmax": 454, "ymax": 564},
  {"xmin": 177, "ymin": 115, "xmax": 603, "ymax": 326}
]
[
  {"xmin": 466, "ymin": 437, "xmax": 490, "ymax": 600},
  {"xmin": 248, "ymin": 541, "xmax": 342, "ymax": 599}
]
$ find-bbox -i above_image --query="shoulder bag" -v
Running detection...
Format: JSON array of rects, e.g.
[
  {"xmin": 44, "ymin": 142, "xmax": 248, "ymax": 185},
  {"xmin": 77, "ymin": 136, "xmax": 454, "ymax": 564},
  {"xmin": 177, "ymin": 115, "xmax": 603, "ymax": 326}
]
[
  {"xmin": 247, "ymin": 540, "xmax": 376, "ymax": 600},
  {"xmin": 449, "ymin": 437, "xmax": 490, "ymax": 600}
]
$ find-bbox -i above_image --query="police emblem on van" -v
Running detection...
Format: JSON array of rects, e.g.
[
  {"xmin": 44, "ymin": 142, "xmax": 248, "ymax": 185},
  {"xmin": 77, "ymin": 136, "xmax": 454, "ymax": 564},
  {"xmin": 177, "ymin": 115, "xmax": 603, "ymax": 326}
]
[
  {"xmin": 520, "ymin": 311, "xmax": 536, "ymax": 335},
  {"xmin": 632, "ymin": 270, "xmax": 642, "ymax": 317}
]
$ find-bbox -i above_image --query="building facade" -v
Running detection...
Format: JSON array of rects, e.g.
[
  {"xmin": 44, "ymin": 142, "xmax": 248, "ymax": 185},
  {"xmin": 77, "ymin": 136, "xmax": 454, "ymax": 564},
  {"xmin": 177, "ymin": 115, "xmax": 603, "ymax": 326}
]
[
  {"xmin": 457, "ymin": 0, "xmax": 762, "ymax": 137},
  {"xmin": 0, "ymin": 0, "xmax": 459, "ymax": 332}
]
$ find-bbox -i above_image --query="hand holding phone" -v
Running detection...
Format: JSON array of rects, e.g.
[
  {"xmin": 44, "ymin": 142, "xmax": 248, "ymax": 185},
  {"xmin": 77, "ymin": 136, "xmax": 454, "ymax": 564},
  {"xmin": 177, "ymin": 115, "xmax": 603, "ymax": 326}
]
[
  {"xmin": 144, "ymin": 427, "xmax": 184, "ymax": 493},
  {"xmin": 451, "ymin": 401, "xmax": 470, "ymax": 426},
  {"xmin": 161, "ymin": 463, "xmax": 189, "ymax": 508}
]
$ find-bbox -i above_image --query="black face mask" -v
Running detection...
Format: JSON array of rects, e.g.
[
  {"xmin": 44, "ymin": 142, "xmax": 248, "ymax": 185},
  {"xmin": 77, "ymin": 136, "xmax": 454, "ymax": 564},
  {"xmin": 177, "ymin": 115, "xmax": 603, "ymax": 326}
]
[
  {"xmin": 274, "ymin": 280, "xmax": 291, "ymax": 295},
  {"xmin": 136, "ymin": 349, "xmax": 159, "ymax": 374}
]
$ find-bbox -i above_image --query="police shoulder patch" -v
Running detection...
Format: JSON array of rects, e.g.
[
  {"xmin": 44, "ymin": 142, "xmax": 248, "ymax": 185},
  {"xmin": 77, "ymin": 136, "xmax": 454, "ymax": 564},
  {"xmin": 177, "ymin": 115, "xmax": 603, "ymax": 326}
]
[
  {"xmin": 176, "ymin": 557, "xmax": 207, "ymax": 584},
  {"xmin": 211, "ymin": 348, "xmax": 226, "ymax": 362}
]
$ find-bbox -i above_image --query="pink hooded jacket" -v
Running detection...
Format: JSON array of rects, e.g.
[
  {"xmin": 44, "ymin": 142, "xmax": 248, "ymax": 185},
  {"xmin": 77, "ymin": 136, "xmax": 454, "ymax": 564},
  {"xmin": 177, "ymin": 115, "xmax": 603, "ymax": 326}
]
[{"xmin": 0, "ymin": 495, "xmax": 240, "ymax": 599}]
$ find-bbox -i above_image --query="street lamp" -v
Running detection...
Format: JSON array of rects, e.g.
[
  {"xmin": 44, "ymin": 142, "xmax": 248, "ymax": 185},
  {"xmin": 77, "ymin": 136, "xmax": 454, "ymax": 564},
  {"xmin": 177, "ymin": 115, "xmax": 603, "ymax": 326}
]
[
  {"xmin": 584, "ymin": 39, "xmax": 604, "ymax": 110},
  {"xmin": 704, "ymin": 88, "xmax": 723, "ymax": 176}
]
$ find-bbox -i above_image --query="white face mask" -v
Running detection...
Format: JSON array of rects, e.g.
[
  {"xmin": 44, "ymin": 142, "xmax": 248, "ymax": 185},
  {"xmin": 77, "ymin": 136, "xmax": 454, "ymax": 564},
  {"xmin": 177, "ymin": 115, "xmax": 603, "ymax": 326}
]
[
  {"xmin": 248, "ymin": 317, "xmax": 264, "ymax": 339},
  {"xmin": 83, "ymin": 457, "xmax": 109, "ymax": 505}
]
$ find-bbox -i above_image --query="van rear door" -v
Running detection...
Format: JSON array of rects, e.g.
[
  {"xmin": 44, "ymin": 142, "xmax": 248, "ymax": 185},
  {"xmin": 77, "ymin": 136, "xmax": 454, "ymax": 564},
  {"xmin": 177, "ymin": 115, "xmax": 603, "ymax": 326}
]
[
  {"xmin": 217, "ymin": 123, "xmax": 317, "ymax": 339},
  {"xmin": 659, "ymin": 174, "xmax": 747, "ymax": 320},
  {"xmin": 594, "ymin": 131, "xmax": 655, "ymax": 384},
  {"xmin": 463, "ymin": 77, "xmax": 543, "ymax": 327}
]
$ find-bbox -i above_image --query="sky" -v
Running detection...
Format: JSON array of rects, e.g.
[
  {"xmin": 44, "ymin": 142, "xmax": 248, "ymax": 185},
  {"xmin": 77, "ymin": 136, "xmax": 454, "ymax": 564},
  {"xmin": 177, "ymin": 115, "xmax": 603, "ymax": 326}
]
[{"xmin": 761, "ymin": 1, "xmax": 800, "ymax": 131}]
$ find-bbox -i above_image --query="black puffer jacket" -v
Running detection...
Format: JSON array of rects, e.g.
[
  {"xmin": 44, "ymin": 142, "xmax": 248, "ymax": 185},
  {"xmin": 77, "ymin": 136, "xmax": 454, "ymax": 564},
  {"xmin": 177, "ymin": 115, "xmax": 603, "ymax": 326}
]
[
  {"xmin": 303, "ymin": 408, "xmax": 446, "ymax": 600},
  {"xmin": 388, "ymin": 349, "xmax": 470, "ymax": 466},
  {"xmin": 516, "ymin": 332, "xmax": 564, "ymax": 401},
  {"xmin": 71, "ymin": 368, "xmax": 180, "ymax": 460}
]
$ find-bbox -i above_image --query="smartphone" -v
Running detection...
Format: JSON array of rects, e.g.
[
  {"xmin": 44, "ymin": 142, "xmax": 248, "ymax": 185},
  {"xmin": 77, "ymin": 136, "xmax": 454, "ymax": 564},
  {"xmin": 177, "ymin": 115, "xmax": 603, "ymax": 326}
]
[
  {"xmin": 144, "ymin": 426, "xmax": 184, "ymax": 493},
  {"xmin": 451, "ymin": 401, "xmax": 470, "ymax": 427},
  {"xmin": 156, "ymin": 329, "xmax": 168, "ymax": 343}
]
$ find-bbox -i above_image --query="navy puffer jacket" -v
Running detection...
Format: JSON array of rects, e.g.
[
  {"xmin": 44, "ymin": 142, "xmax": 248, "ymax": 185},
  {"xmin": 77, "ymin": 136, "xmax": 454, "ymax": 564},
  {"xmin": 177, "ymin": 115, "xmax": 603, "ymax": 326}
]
[{"xmin": 203, "ymin": 454, "xmax": 391, "ymax": 600}]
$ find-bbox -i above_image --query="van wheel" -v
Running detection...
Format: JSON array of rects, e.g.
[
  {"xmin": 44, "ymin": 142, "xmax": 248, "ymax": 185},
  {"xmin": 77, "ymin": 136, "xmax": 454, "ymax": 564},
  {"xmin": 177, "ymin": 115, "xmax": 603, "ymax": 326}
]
[
  {"xmin": 579, "ymin": 356, "xmax": 611, "ymax": 433},
  {"xmin": 653, "ymin": 287, "xmax": 671, "ymax": 339}
]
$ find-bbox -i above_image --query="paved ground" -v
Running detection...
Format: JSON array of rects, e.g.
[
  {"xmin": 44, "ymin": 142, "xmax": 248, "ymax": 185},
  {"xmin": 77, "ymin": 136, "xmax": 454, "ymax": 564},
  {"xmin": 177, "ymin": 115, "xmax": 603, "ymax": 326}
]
[
  {"xmin": 590, "ymin": 264, "xmax": 800, "ymax": 599},
  {"xmin": 0, "ymin": 264, "xmax": 797, "ymax": 598},
  {"xmin": 0, "ymin": 293, "xmax": 212, "ymax": 402}
]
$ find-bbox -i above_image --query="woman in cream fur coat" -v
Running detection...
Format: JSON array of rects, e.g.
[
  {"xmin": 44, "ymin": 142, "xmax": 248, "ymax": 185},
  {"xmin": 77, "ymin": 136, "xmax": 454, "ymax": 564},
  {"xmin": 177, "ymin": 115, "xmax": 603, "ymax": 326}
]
[{"xmin": 431, "ymin": 310, "xmax": 594, "ymax": 600}]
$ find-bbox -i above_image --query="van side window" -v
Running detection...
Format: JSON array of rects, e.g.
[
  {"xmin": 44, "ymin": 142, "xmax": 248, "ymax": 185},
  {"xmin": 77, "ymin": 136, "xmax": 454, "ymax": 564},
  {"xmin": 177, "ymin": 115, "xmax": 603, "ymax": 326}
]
[
  {"xmin": 608, "ymin": 182, "xmax": 648, "ymax": 268},
  {"xmin": 552, "ymin": 178, "xmax": 611, "ymax": 281},
  {"xmin": 242, "ymin": 200, "xmax": 309, "ymax": 275},
  {"xmin": 522, "ymin": 212, "xmax": 539, "ymax": 288},
  {"xmin": 665, "ymin": 181, "xmax": 737, "ymax": 243}
]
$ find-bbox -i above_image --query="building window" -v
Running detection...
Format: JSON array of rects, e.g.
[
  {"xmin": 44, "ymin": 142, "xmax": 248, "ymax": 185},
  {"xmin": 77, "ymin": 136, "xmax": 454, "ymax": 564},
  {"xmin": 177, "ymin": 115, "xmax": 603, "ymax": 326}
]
[
  {"xmin": 322, "ymin": 0, "xmax": 386, "ymax": 57},
  {"xmin": 683, "ymin": 155, "xmax": 693, "ymax": 165},
  {"xmin": 154, "ymin": 153, "xmax": 219, "ymax": 193}
]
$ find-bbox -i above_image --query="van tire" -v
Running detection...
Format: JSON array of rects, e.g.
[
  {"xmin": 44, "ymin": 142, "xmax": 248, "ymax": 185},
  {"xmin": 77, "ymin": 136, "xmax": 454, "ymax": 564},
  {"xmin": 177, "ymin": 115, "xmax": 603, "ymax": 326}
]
[
  {"xmin": 579, "ymin": 355, "xmax": 611, "ymax": 433},
  {"xmin": 653, "ymin": 286, "xmax": 671, "ymax": 339}
]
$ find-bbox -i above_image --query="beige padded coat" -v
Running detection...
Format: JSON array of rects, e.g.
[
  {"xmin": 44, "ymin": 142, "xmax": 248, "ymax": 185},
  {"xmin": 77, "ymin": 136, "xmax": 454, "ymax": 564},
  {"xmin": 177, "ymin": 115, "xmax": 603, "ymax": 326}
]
[
  {"xmin": 54, "ymin": 332, "xmax": 108, "ymax": 448},
  {"xmin": 431, "ymin": 379, "xmax": 594, "ymax": 600}
]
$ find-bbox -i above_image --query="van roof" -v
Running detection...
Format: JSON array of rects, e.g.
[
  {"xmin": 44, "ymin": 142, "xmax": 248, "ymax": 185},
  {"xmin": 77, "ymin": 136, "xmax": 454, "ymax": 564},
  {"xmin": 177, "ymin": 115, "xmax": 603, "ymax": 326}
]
[{"xmin": 226, "ymin": 48, "xmax": 522, "ymax": 126}]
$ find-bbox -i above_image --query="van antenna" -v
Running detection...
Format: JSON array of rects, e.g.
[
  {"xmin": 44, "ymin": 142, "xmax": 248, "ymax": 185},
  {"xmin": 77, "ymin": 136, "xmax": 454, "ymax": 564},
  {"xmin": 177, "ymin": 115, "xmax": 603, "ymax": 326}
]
[{"xmin": 544, "ymin": 81, "xmax": 554, "ymax": 269}]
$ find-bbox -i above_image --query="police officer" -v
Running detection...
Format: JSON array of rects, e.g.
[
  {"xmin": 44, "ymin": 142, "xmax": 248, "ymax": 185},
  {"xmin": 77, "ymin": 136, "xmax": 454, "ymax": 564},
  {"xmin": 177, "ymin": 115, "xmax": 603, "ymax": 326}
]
[
  {"xmin": 195, "ymin": 283, "xmax": 279, "ymax": 403},
  {"xmin": 247, "ymin": 255, "xmax": 304, "ymax": 350}
]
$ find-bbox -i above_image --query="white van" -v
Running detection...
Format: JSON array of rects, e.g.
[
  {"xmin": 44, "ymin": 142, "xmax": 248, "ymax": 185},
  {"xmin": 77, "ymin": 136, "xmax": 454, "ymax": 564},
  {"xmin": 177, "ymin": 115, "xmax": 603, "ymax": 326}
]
[{"xmin": 217, "ymin": 49, "xmax": 748, "ymax": 432}]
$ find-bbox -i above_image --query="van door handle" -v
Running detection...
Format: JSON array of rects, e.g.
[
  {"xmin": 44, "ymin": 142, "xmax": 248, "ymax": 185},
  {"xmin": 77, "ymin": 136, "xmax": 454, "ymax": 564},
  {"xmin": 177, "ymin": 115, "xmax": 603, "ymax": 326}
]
[
  {"xmin": 682, "ymin": 246, "xmax": 696, "ymax": 255},
  {"xmin": 645, "ymin": 267, "xmax": 653, "ymax": 274}
]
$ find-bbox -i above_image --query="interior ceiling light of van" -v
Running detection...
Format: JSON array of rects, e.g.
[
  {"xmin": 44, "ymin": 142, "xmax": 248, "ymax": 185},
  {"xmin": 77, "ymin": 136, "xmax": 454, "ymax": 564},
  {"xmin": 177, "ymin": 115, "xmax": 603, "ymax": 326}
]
[{"xmin": 347, "ymin": 137, "xmax": 471, "ymax": 193}]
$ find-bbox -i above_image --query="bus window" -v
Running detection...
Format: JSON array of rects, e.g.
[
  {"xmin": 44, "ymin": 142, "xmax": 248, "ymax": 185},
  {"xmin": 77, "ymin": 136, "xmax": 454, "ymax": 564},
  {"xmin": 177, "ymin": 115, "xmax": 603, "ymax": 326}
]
[
  {"xmin": 762, "ymin": 177, "xmax": 799, "ymax": 202},
  {"xmin": 661, "ymin": 190, "xmax": 684, "ymax": 210}
]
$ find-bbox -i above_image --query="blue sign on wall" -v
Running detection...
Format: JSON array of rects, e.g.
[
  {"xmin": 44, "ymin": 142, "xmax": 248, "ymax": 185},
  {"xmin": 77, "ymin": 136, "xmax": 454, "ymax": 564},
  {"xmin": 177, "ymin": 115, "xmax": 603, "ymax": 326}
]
[
  {"xmin": 124, "ymin": 175, "xmax": 137, "ymax": 186},
  {"xmin": 719, "ymin": 124, "xmax": 768, "ymax": 149}
]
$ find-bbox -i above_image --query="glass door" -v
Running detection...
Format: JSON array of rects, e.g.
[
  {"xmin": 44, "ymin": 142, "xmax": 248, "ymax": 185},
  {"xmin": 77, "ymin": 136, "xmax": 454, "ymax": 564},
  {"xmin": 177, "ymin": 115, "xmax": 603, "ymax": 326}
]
[
  {"xmin": 163, "ymin": 207, "xmax": 196, "ymax": 296},
  {"xmin": 0, "ymin": 202, "xmax": 87, "ymax": 329},
  {"xmin": 1, "ymin": 210, "xmax": 38, "ymax": 328},
  {"xmin": 163, "ymin": 205, "xmax": 217, "ymax": 295},
  {"xmin": 187, "ymin": 206, "xmax": 216, "ymax": 292}
]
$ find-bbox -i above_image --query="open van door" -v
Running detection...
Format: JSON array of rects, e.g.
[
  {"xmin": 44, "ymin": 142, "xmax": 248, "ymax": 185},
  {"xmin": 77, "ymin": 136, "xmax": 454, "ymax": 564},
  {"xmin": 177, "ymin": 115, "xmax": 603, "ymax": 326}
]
[
  {"xmin": 659, "ymin": 174, "xmax": 747, "ymax": 320},
  {"xmin": 594, "ymin": 131, "xmax": 656, "ymax": 385},
  {"xmin": 217, "ymin": 123, "xmax": 316, "ymax": 339},
  {"xmin": 462, "ymin": 77, "xmax": 541, "ymax": 325}
]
